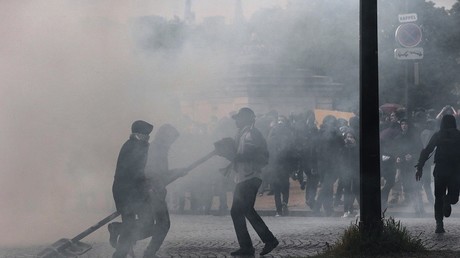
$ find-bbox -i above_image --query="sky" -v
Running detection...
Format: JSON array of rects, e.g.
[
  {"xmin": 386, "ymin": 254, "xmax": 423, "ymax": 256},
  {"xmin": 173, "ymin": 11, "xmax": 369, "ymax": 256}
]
[{"xmin": 0, "ymin": 0, "xmax": 457, "ymax": 247}]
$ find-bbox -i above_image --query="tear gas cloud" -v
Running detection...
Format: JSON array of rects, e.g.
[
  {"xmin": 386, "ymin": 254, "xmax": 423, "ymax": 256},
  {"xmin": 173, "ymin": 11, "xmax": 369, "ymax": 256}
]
[
  {"xmin": 0, "ymin": 0, "xmax": 454, "ymax": 247},
  {"xmin": 0, "ymin": 0, "xmax": 232, "ymax": 246},
  {"xmin": 0, "ymin": 0, "xmax": 299, "ymax": 247}
]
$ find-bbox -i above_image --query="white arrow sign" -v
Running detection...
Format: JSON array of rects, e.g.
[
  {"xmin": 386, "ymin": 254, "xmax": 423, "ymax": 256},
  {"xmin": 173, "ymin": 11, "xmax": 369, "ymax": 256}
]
[{"xmin": 394, "ymin": 47, "xmax": 424, "ymax": 60}]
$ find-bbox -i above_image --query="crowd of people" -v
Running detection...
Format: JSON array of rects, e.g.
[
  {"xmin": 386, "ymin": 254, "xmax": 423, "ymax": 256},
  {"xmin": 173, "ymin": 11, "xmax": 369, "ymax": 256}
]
[
  {"xmin": 106, "ymin": 104, "xmax": 460, "ymax": 257},
  {"xmin": 163, "ymin": 104, "xmax": 460, "ymax": 220}
]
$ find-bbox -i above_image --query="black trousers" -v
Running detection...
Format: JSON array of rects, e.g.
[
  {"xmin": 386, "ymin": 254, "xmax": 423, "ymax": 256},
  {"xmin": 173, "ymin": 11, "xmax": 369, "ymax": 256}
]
[
  {"xmin": 113, "ymin": 201, "xmax": 154, "ymax": 258},
  {"xmin": 113, "ymin": 194, "xmax": 170, "ymax": 258},
  {"xmin": 380, "ymin": 160, "xmax": 396, "ymax": 205},
  {"xmin": 144, "ymin": 193, "xmax": 171, "ymax": 256},
  {"xmin": 273, "ymin": 175, "xmax": 290, "ymax": 213},
  {"xmin": 231, "ymin": 177, "xmax": 277, "ymax": 249},
  {"xmin": 433, "ymin": 164, "xmax": 460, "ymax": 222}
]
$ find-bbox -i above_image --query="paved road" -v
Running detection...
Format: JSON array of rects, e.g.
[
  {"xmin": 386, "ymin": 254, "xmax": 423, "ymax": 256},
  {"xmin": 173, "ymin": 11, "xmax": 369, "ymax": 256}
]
[{"xmin": 4, "ymin": 214, "xmax": 460, "ymax": 258}]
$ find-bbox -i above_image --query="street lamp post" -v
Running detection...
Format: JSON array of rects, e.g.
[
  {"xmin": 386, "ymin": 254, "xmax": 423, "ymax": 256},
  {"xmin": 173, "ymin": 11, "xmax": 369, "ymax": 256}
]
[{"xmin": 359, "ymin": 0, "xmax": 382, "ymax": 233}]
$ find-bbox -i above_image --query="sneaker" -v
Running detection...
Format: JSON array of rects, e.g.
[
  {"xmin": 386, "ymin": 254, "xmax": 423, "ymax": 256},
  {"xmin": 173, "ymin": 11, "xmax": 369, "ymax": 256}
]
[
  {"xmin": 342, "ymin": 211, "xmax": 351, "ymax": 218},
  {"xmin": 443, "ymin": 195, "xmax": 452, "ymax": 218},
  {"xmin": 230, "ymin": 247, "xmax": 255, "ymax": 256},
  {"xmin": 260, "ymin": 239, "xmax": 279, "ymax": 256},
  {"xmin": 435, "ymin": 221, "xmax": 445, "ymax": 233},
  {"xmin": 275, "ymin": 212, "xmax": 281, "ymax": 217},
  {"xmin": 108, "ymin": 222, "xmax": 121, "ymax": 248}
]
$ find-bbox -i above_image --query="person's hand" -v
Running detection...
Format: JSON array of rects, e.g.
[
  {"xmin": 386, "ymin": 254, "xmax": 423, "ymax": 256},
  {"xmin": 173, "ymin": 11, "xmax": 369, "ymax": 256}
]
[
  {"xmin": 396, "ymin": 157, "xmax": 401, "ymax": 163},
  {"xmin": 415, "ymin": 167, "xmax": 423, "ymax": 181}
]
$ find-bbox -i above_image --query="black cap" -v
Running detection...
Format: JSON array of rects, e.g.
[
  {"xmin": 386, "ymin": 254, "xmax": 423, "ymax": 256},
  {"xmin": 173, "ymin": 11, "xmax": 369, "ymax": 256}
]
[
  {"xmin": 131, "ymin": 120, "xmax": 154, "ymax": 135},
  {"xmin": 232, "ymin": 107, "xmax": 256, "ymax": 120}
]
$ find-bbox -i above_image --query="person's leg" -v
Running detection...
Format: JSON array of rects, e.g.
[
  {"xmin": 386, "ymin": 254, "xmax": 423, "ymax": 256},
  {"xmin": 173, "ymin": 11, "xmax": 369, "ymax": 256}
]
[
  {"xmin": 243, "ymin": 178, "xmax": 279, "ymax": 255},
  {"xmin": 305, "ymin": 173, "xmax": 319, "ymax": 210},
  {"xmin": 272, "ymin": 179, "xmax": 282, "ymax": 215},
  {"xmin": 281, "ymin": 175, "xmax": 291, "ymax": 216},
  {"xmin": 342, "ymin": 177, "xmax": 352, "ymax": 214},
  {"xmin": 400, "ymin": 165, "xmax": 418, "ymax": 211},
  {"xmin": 334, "ymin": 177, "xmax": 344, "ymax": 207},
  {"xmin": 113, "ymin": 213, "xmax": 136, "ymax": 258},
  {"xmin": 446, "ymin": 173, "xmax": 460, "ymax": 205},
  {"xmin": 230, "ymin": 181, "xmax": 254, "ymax": 251},
  {"xmin": 144, "ymin": 200, "xmax": 171, "ymax": 257},
  {"xmin": 381, "ymin": 162, "xmax": 396, "ymax": 207},
  {"xmin": 317, "ymin": 172, "xmax": 336, "ymax": 216},
  {"xmin": 434, "ymin": 173, "xmax": 448, "ymax": 233}
]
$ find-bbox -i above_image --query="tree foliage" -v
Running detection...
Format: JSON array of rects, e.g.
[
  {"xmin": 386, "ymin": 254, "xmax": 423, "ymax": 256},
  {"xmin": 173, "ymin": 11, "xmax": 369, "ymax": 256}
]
[{"xmin": 134, "ymin": 1, "xmax": 460, "ymax": 112}]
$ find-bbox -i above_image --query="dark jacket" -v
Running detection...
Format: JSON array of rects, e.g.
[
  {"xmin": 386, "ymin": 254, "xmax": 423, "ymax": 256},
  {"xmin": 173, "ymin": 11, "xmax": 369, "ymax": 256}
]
[
  {"xmin": 145, "ymin": 124, "xmax": 181, "ymax": 198},
  {"xmin": 417, "ymin": 115, "xmax": 460, "ymax": 175},
  {"xmin": 112, "ymin": 134, "xmax": 150, "ymax": 212}
]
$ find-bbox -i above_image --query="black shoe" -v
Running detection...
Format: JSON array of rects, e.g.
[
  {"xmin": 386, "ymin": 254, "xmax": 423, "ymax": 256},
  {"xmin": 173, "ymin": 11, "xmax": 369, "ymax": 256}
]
[
  {"xmin": 260, "ymin": 239, "xmax": 279, "ymax": 256},
  {"xmin": 230, "ymin": 247, "xmax": 255, "ymax": 256},
  {"xmin": 443, "ymin": 195, "xmax": 452, "ymax": 218},
  {"xmin": 108, "ymin": 222, "xmax": 121, "ymax": 248},
  {"xmin": 435, "ymin": 221, "xmax": 445, "ymax": 233}
]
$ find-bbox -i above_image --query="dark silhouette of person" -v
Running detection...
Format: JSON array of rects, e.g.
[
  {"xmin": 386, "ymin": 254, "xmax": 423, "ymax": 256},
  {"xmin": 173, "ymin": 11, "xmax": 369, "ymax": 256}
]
[
  {"xmin": 416, "ymin": 114, "xmax": 460, "ymax": 233},
  {"xmin": 229, "ymin": 107, "xmax": 279, "ymax": 256},
  {"xmin": 143, "ymin": 124, "xmax": 188, "ymax": 258},
  {"xmin": 109, "ymin": 120, "xmax": 154, "ymax": 258}
]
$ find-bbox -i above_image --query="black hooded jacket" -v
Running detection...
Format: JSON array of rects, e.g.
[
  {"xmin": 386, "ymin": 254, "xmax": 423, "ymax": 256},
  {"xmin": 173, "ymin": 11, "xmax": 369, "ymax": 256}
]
[
  {"xmin": 417, "ymin": 115, "xmax": 460, "ymax": 172},
  {"xmin": 112, "ymin": 120, "xmax": 153, "ymax": 212}
]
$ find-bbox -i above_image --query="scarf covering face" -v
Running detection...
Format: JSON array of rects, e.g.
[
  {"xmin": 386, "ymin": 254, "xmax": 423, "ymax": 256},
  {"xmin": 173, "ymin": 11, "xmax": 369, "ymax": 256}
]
[{"xmin": 130, "ymin": 133, "xmax": 150, "ymax": 142}]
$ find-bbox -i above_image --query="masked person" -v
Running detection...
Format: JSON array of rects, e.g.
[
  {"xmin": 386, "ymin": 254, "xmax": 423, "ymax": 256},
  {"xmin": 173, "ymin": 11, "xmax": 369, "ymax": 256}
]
[
  {"xmin": 143, "ymin": 124, "xmax": 188, "ymax": 258},
  {"xmin": 229, "ymin": 107, "xmax": 279, "ymax": 256},
  {"xmin": 109, "ymin": 120, "xmax": 154, "ymax": 258},
  {"xmin": 416, "ymin": 114, "xmax": 460, "ymax": 233}
]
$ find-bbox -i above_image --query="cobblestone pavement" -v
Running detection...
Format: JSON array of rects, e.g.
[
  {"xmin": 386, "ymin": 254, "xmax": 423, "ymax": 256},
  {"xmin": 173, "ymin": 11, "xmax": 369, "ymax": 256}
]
[{"xmin": 3, "ymin": 214, "xmax": 460, "ymax": 258}]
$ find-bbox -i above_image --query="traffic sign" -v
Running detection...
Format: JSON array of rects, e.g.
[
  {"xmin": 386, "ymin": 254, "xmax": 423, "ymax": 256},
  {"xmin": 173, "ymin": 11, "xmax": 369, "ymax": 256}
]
[
  {"xmin": 395, "ymin": 23, "xmax": 422, "ymax": 48},
  {"xmin": 394, "ymin": 47, "xmax": 424, "ymax": 60},
  {"xmin": 398, "ymin": 13, "xmax": 418, "ymax": 23}
]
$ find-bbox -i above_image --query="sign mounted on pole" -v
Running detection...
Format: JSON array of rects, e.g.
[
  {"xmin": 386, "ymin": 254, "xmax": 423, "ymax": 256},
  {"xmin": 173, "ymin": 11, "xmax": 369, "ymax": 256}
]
[
  {"xmin": 395, "ymin": 23, "xmax": 422, "ymax": 48},
  {"xmin": 398, "ymin": 13, "xmax": 418, "ymax": 23},
  {"xmin": 394, "ymin": 47, "xmax": 424, "ymax": 60}
]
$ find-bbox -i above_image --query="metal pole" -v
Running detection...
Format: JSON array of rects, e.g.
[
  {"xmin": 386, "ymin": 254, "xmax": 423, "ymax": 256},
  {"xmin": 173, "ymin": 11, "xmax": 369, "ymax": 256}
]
[{"xmin": 359, "ymin": 0, "xmax": 382, "ymax": 233}]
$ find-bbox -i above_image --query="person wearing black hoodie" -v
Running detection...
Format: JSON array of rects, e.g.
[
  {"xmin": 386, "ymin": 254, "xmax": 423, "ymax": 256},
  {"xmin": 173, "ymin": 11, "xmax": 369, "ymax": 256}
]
[
  {"xmin": 416, "ymin": 114, "xmax": 460, "ymax": 233},
  {"xmin": 109, "ymin": 120, "xmax": 154, "ymax": 258},
  {"xmin": 143, "ymin": 124, "xmax": 188, "ymax": 258}
]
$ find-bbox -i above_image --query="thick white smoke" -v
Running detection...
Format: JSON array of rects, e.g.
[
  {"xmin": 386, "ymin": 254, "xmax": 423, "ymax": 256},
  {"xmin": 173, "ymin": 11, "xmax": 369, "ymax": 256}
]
[{"xmin": 0, "ymin": 0, "xmax": 236, "ymax": 246}]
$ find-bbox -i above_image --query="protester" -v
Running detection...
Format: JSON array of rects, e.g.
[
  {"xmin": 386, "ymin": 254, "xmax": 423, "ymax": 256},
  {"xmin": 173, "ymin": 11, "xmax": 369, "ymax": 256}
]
[
  {"xmin": 267, "ymin": 115, "xmax": 295, "ymax": 216},
  {"xmin": 339, "ymin": 131, "xmax": 360, "ymax": 218},
  {"xmin": 315, "ymin": 115, "xmax": 342, "ymax": 216},
  {"xmin": 143, "ymin": 124, "xmax": 189, "ymax": 257},
  {"xmin": 394, "ymin": 119, "xmax": 424, "ymax": 214},
  {"xmin": 228, "ymin": 107, "xmax": 279, "ymax": 256},
  {"xmin": 109, "ymin": 120, "xmax": 154, "ymax": 258},
  {"xmin": 416, "ymin": 114, "xmax": 460, "ymax": 233}
]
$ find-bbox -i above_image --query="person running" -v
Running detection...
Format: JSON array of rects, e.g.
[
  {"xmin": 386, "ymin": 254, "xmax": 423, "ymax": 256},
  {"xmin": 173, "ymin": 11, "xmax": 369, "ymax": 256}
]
[{"xmin": 415, "ymin": 114, "xmax": 460, "ymax": 233}]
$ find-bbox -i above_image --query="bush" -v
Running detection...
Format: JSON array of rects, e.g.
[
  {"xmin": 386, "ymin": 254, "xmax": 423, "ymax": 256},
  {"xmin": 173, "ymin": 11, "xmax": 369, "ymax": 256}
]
[{"xmin": 312, "ymin": 216, "xmax": 427, "ymax": 258}]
